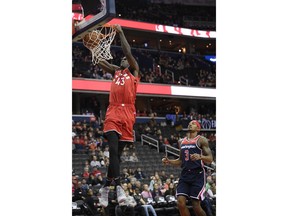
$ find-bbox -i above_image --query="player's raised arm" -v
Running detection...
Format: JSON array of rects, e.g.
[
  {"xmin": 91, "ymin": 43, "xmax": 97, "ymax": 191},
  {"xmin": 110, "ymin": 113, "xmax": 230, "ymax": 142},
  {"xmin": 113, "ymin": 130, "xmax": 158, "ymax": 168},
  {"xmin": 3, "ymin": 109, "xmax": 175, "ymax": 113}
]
[
  {"xmin": 114, "ymin": 24, "xmax": 139, "ymax": 77},
  {"xmin": 98, "ymin": 59, "xmax": 120, "ymax": 75}
]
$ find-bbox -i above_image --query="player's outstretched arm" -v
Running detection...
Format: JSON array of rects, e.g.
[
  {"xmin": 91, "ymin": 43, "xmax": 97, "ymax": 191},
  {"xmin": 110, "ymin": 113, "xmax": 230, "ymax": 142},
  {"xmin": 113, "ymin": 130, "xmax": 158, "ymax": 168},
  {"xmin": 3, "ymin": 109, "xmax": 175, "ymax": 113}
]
[
  {"xmin": 162, "ymin": 140, "xmax": 182, "ymax": 167},
  {"xmin": 98, "ymin": 59, "xmax": 120, "ymax": 75},
  {"xmin": 162, "ymin": 156, "xmax": 181, "ymax": 167},
  {"xmin": 114, "ymin": 24, "xmax": 139, "ymax": 77}
]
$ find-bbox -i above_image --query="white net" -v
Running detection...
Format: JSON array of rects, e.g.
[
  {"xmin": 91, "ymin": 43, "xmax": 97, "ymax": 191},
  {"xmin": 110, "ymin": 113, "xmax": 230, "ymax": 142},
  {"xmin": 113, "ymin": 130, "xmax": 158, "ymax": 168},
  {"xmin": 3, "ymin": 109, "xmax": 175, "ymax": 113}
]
[
  {"xmin": 99, "ymin": 0, "xmax": 106, "ymax": 11},
  {"xmin": 82, "ymin": 25, "xmax": 116, "ymax": 65}
]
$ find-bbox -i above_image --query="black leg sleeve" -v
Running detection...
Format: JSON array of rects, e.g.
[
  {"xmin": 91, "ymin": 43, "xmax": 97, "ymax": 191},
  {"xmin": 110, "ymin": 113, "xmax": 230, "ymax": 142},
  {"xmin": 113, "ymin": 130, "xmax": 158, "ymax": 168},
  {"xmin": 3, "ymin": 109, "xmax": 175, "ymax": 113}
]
[{"xmin": 105, "ymin": 131, "xmax": 120, "ymax": 179}]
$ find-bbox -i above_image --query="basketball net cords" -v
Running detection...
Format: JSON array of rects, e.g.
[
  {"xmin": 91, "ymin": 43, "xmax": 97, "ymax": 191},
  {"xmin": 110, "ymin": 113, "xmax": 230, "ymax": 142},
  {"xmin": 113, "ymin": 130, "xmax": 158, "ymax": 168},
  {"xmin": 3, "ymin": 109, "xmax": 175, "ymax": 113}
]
[
  {"xmin": 99, "ymin": 0, "xmax": 105, "ymax": 11},
  {"xmin": 84, "ymin": 27, "xmax": 116, "ymax": 65}
]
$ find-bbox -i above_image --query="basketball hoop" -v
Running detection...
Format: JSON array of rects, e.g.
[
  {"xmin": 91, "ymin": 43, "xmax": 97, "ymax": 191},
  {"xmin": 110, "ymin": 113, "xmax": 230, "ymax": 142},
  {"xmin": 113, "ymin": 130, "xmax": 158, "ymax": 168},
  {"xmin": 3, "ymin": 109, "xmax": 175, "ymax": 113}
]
[{"xmin": 82, "ymin": 25, "xmax": 116, "ymax": 65}]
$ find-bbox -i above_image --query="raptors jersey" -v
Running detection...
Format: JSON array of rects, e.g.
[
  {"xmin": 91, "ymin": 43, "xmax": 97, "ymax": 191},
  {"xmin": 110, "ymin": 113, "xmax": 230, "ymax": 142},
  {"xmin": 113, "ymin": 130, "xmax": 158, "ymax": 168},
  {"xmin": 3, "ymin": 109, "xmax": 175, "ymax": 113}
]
[
  {"xmin": 109, "ymin": 68, "xmax": 139, "ymax": 105},
  {"xmin": 180, "ymin": 135, "xmax": 204, "ymax": 170},
  {"xmin": 103, "ymin": 67, "xmax": 139, "ymax": 142}
]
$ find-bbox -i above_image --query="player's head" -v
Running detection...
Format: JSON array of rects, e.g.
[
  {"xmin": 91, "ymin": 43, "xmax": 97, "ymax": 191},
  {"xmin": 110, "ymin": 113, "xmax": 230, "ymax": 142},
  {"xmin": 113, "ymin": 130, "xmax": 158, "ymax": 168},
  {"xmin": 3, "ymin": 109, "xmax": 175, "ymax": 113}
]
[
  {"xmin": 188, "ymin": 120, "xmax": 201, "ymax": 132},
  {"xmin": 120, "ymin": 56, "xmax": 129, "ymax": 69}
]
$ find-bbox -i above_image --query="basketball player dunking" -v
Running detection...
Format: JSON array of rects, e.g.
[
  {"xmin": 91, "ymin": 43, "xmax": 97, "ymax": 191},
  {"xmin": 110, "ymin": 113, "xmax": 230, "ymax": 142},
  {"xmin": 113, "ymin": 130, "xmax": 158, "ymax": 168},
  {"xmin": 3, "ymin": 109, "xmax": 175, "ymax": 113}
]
[
  {"xmin": 162, "ymin": 120, "xmax": 213, "ymax": 216},
  {"xmin": 97, "ymin": 24, "xmax": 140, "ymax": 208}
]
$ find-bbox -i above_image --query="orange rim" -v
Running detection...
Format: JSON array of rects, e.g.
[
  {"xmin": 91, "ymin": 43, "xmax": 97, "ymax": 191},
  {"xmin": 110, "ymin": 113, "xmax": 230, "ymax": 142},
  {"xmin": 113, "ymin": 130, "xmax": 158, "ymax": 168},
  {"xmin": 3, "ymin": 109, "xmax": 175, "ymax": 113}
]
[{"xmin": 102, "ymin": 23, "xmax": 114, "ymax": 28}]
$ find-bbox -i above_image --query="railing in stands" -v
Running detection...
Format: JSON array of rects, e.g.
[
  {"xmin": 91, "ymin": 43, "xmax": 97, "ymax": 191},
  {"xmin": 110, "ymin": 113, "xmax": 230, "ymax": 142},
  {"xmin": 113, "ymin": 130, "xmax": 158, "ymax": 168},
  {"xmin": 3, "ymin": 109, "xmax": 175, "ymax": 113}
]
[
  {"xmin": 153, "ymin": 63, "xmax": 162, "ymax": 75},
  {"xmin": 165, "ymin": 69, "xmax": 174, "ymax": 83},
  {"xmin": 165, "ymin": 144, "xmax": 180, "ymax": 157},
  {"xmin": 141, "ymin": 134, "xmax": 159, "ymax": 153},
  {"xmin": 179, "ymin": 76, "xmax": 189, "ymax": 86}
]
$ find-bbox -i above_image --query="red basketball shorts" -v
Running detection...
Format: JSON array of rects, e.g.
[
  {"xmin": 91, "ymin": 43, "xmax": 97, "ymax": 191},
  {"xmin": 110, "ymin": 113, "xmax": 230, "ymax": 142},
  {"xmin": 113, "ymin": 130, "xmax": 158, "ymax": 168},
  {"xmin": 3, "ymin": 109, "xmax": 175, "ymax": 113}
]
[{"xmin": 103, "ymin": 103, "xmax": 136, "ymax": 142}]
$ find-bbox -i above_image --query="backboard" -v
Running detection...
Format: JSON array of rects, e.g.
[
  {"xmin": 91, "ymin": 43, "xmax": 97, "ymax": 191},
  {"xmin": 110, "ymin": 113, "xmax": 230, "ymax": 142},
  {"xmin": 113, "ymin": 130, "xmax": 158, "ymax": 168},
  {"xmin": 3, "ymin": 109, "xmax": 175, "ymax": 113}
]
[{"xmin": 72, "ymin": 0, "xmax": 116, "ymax": 42}]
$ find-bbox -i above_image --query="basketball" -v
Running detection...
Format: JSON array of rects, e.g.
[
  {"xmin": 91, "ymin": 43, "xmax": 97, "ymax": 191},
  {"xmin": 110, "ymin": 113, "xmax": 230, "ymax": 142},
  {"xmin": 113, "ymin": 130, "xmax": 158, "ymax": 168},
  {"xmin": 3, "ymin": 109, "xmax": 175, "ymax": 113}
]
[{"xmin": 83, "ymin": 31, "xmax": 105, "ymax": 50}]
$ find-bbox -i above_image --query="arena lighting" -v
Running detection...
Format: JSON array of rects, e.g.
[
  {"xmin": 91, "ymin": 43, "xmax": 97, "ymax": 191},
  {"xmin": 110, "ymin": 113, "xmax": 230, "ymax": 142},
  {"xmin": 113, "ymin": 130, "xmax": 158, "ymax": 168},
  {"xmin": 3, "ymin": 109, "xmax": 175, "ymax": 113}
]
[
  {"xmin": 205, "ymin": 55, "xmax": 216, "ymax": 62},
  {"xmin": 72, "ymin": 79, "xmax": 216, "ymax": 98},
  {"xmin": 182, "ymin": 47, "xmax": 186, "ymax": 53}
]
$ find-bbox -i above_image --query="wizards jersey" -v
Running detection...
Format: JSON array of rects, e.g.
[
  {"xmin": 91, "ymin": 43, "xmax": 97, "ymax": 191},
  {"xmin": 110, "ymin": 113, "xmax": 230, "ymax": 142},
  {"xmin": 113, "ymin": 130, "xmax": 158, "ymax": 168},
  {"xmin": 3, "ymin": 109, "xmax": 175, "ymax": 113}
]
[
  {"xmin": 177, "ymin": 135, "xmax": 206, "ymax": 200},
  {"xmin": 180, "ymin": 135, "xmax": 204, "ymax": 170}
]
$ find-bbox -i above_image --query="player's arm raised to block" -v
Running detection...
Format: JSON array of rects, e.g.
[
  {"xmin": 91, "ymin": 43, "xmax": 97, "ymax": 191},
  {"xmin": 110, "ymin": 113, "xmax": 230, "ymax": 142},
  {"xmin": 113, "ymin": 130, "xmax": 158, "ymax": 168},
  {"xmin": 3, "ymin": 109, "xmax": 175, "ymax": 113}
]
[
  {"xmin": 98, "ymin": 60, "xmax": 120, "ymax": 75},
  {"xmin": 114, "ymin": 24, "xmax": 139, "ymax": 77}
]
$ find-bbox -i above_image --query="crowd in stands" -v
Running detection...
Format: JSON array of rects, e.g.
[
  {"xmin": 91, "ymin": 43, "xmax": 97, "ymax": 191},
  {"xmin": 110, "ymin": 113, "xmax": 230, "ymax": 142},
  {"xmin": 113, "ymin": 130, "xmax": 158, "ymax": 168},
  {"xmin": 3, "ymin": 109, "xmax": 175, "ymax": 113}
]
[
  {"xmin": 72, "ymin": 44, "xmax": 216, "ymax": 88},
  {"xmin": 73, "ymin": 0, "xmax": 215, "ymax": 31},
  {"xmin": 72, "ymin": 1, "xmax": 216, "ymax": 214},
  {"xmin": 115, "ymin": 0, "xmax": 216, "ymax": 31},
  {"xmin": 73, "ymin": 0, "xmax": 216, "ymax": 89},
  {"xmin": 72, "ymin": 110, "xmax": 216, "ymax": 215},
  {"xmin": 135, "ymin": 114, "xmax": 216, "ymax": 158}
]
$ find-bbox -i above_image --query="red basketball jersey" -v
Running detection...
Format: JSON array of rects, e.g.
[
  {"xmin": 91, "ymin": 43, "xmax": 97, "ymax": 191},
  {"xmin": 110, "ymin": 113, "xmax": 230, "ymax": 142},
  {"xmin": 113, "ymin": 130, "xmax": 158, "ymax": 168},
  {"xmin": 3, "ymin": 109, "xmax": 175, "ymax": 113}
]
[{"xmin": 109, "ymin": 68, "xmax": 139, "ymax": 104}]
